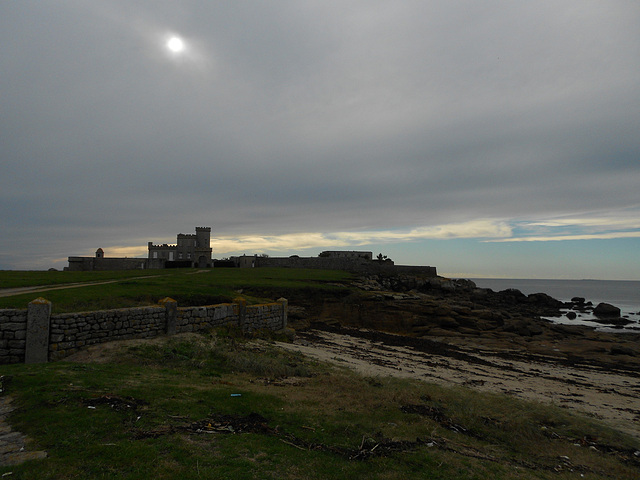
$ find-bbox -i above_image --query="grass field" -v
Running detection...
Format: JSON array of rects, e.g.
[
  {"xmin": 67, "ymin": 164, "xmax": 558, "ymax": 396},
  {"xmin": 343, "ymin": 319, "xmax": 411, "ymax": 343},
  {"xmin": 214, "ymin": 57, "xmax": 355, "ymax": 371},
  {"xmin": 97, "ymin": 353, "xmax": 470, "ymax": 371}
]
[
  {"xmin": 0, "ymin": 268, "xmax": 353, "ymax": 313},
  {"xmin": 2, "ymin": 329, "xmax": 638, "ymax": 479}
]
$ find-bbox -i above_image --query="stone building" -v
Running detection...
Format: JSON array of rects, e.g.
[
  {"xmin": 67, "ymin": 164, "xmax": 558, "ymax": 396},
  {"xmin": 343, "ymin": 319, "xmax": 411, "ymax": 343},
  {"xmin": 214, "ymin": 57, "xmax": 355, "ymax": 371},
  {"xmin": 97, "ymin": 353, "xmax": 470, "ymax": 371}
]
[
  {"xmin": 148, "ymin": 227, "xmax": 212, "ymax": 268},
  {"xmin": 67, "ymin": 227, "xmax": 212, "ymax": 271},
  {"xmin": 229, "ymin": 250, "xmax": 436, "ymax": 276}
]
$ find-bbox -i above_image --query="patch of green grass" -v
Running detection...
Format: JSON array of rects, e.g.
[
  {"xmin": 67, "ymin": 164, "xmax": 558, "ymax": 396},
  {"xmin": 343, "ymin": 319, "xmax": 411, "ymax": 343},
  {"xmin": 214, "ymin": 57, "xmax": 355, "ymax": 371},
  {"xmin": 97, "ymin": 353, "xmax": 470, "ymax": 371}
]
[
  {"xmin": 0, "ymin": 268, "xmax": 353, "ymax": 313},
  {"xmin": 1, "ymin": 331, "xmax": 638, "ymax": 479},
  {"xmin": 0, "ymin": 269, "xmax": 165, "ymax": 288}
]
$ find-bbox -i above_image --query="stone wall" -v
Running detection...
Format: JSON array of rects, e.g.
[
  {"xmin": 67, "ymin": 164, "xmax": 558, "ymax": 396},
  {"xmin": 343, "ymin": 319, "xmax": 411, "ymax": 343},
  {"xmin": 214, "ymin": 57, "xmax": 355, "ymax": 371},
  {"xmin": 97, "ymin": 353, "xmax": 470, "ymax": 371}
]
[
  {"xmin": 0, "ymin": 297, "xmax": 288, "ymax": 364},
  {"xmin": 173, "ymin": 299, "xmax": 286, "ymax": 334},
  {"xmin": 231, "ymin": 255, "xmax": 437, "ymax": 276},
  {"xmin": 0, "ymin": 310, "xmax": 28, "ymax": 364},
  {"xmin": 175, "ymin": 303, "xmax": 238, "ymax": 333},
  {"xmin": 49, "ymin": 306, "xmax": 167, "ymax": 360},
  {"xmin": 67, "ymin": 257, "xmax": 150, "ymax": 271}
]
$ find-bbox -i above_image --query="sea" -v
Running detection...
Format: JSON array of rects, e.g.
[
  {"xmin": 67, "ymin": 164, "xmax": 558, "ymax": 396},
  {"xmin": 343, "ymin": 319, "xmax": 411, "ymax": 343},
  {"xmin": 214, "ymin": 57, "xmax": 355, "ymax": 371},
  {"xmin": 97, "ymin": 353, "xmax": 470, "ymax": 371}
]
[{"xmin": 468, "ymin": 278, "xmax": 640, "ymax": 332}]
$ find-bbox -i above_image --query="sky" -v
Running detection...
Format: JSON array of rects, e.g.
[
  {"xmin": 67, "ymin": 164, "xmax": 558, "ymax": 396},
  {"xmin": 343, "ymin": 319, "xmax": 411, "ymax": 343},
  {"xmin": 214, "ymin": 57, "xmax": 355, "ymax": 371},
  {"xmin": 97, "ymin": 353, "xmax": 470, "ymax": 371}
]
[{"xmin": 1, "ymin": 1, "xmax": 639, "ymax": 280}]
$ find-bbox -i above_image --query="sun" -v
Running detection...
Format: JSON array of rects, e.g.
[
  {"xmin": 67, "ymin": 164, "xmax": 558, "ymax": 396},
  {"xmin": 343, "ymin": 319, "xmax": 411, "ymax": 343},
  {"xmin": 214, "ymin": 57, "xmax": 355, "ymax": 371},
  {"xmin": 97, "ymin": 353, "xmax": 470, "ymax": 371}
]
[{"xmin": 166, "ymin": 36, "xmax": 186, "ymax": 54}]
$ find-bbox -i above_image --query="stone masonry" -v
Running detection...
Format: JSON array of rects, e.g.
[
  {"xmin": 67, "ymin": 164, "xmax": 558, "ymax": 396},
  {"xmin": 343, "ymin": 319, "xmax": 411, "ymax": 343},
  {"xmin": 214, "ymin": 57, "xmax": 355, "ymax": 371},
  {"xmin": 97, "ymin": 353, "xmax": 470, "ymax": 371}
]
[
  {"xmin": 0, "ymin": 298, "xmax": 288, "ymax": 364},
  {"xmin": 0, "ymin": 310, "xmax": 27, "ymax": 364}
]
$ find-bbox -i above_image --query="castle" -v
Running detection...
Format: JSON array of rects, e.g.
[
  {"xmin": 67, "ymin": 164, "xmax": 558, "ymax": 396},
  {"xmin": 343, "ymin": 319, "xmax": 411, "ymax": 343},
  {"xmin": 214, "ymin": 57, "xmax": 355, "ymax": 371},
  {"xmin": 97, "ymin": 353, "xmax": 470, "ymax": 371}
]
[
  {"xmin": 147, "ymin": 227, "xmax": 212, "ymax": 268},
  {"xmin": 67, "ymin": 227, "xmax": 436, "ymax": 276},
  {"xmin": 67, "ymin": 227, "xmax": 212, "ymax": 271}
]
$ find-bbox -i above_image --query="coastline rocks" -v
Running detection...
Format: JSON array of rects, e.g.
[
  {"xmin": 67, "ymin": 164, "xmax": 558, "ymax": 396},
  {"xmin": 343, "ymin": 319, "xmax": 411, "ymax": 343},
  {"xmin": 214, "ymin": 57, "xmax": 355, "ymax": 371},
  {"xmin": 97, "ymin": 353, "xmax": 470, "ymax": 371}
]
[
  {"xmin": 504, "ymin": 319, "xmax": 543, "ymax": 336},
  {"xmin": 343, "ymin": 274, "xmax": 640, "ymax": 339},
  {"xmin": 287, "ymin": 274, "xmax": 640, "ymax": 372},
  {"xmin": 591, "ymin": 317, "xmax": 633, "ymax": 326},
  {"xmin": 593, "ymin": 303, "xmax": 621, "ymax": 318}
]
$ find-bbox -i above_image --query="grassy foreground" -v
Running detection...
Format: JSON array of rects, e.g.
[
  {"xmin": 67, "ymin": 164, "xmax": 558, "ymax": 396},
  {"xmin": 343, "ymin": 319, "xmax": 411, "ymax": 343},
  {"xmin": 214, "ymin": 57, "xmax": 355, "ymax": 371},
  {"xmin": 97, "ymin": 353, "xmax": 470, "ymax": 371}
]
[
  {"xmin": 0, "ymin": 268, "xmax": 352, "ymax": 313},
  {"xmin": 1, "ymin": 328, "xmax": 639, "ymax": 479}
]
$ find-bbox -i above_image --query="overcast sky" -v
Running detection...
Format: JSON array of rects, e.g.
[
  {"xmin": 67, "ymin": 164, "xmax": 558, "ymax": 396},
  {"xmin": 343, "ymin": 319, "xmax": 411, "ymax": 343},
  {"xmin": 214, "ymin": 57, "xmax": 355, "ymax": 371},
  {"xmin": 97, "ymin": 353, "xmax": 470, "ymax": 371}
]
[{"xmin": 2, "ymin": 1, "xmax": 639, "ymax": 279}]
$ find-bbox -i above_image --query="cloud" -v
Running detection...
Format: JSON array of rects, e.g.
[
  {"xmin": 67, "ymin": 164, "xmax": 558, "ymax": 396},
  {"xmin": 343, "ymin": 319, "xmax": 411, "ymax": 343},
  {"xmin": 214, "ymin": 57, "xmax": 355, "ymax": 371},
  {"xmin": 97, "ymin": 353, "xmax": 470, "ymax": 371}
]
[
  {"xmin": 486, "ymin": 210, "xmax": 640, "ymax": 242},
  {"xmin": 212, "ymin": 219, "xmax": 512, "ymax": 255},
  {"xmin": 488, "ymin": 231, "xmax": 640, "ymax": 243}
]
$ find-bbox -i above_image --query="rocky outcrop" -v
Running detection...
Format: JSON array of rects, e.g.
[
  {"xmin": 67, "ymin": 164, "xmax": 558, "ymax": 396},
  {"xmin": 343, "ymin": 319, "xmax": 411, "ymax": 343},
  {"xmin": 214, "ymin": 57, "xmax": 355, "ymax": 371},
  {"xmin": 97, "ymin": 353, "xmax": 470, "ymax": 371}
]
[{"xmin": 275, "ymin": 273, "xmax": 640, "ymax": 369}]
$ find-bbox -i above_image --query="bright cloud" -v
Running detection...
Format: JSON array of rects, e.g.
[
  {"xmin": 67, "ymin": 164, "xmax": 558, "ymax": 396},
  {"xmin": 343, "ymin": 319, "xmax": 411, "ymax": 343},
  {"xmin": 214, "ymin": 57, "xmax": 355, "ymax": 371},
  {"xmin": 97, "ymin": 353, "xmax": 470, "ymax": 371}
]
[
  {"xmin": 103, "ymin": 246, "xmax": 149, "ymax": 258},
  {"xmin": 488, "ymin": 231, "xmax": 640, "ymax": 243},
  {"xmin": 212, "ymin": 220, "xmax": 512, "ymax": 255},
  {"xmin": 487, "ymin": 211, "xmax": 640, "ymax": 242}
]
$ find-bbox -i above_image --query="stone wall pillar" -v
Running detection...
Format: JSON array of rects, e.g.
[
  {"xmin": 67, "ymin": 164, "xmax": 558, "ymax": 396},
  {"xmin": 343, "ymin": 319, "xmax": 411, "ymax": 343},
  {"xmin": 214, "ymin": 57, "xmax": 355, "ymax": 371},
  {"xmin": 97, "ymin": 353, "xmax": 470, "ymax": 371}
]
[
  {"xmin": 159, "ymin": 297, "xmax": 178, "ymax": 335},
  {"xmin": 234, "ymin": 298, "xmax": 247, "ymax": 331},
  {"xmin": 25, "ymin": 297, "xmax": 52, "ymax": 364},
  {"xmin": 277, "ymin": 298, "xmax": 288, "ymax": 329}
]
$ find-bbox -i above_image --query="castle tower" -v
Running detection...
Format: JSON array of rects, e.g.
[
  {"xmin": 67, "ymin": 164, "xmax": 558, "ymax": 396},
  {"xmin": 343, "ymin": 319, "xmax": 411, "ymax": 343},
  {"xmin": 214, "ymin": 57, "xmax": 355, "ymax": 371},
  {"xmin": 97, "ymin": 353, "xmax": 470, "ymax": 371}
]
[
  {"xmin": 95, "ymin": 248, "xmax": 104, "ymax": 258},
  {"xmin": 195, "ymin": 227, "xmax": 212, "ymax": 267},
  {"xmin": 195, "ymin": 227, "xmax": 211, "ymax": 249}
]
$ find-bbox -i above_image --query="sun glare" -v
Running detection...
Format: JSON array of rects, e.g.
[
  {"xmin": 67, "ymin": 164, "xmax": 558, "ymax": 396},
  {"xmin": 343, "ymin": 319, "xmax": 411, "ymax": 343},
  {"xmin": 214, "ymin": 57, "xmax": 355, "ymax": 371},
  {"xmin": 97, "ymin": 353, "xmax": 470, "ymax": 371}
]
[{"xmin": 166, "ymin": 36, "xmax": 185, "ymax": 53}]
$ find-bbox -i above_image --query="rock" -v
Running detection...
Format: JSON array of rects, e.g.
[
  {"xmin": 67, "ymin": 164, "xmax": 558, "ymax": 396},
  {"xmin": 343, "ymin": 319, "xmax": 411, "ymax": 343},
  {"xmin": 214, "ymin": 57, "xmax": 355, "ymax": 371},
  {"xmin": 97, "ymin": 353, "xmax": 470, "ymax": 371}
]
[
  {"xmin": 499, "ymin": 289, "xmax": 527, "ymax": 304},
  {"xmin": 610, "ymin": 346, "xmax": 637, "ymax": 356},
  {"xmin": 511, "ymin": 319, "xmax": 543, "ymax": 336},
  {"xmin": 565, "ymin": 311, "xmax": 577, "ymax": 320},
  {"xmin": 455, "ymin": 316, "xmax": 479, "ymax": 329},
  {"xmin": 528, "ymin": 293, "xmax": 563, "ymax": 308},
  {"xmin": 591, "ymin": 317, "xmax": 632, "ymax": 326},
  {"xmin": 528, "ymin": 322, "xmax": 544, "ymax": 336},
  {"xmin": 438, "ymin": 317, "xmax": 459, "ymax": 328},
  {"xmin": 593, "ymin": 303, "xmax": 621, "ymax": 318},
  {"xmin": 549, "ymin": 324, "xmax": 584, "ymax": 336},
  {"xmin": 471, "ymin": 288, "xmax": 490, "ymax": 299},
  {"xmin": 571, "ymin": 297, "xmax": 586, "ymax": 304},
  {"xmin": 452, "ymin": 278, "xmax": 477, "ymax": 290},
  {"xmin": 412, "ymin": 325, "xmax": 432, "ymax": 336}
]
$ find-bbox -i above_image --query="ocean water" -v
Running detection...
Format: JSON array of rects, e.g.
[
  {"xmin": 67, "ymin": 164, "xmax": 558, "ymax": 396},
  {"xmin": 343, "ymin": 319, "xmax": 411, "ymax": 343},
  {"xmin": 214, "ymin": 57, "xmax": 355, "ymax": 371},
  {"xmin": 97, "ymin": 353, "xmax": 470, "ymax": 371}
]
[{"xmin": 468, "ymin": 278, "xmax": 640, "ymax": 332}]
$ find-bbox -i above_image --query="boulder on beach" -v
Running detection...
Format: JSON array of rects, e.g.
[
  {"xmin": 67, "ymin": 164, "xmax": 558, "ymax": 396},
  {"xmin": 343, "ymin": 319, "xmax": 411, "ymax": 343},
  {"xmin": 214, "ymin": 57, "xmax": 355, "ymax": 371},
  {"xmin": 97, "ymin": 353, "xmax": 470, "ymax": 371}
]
[
  {"xmin": 593, "ymin": 303, "xmax": 621, "ymax": 318},
  {"xmin": 565, "ymin": 311, "xmax": 577, "ymax": 320}
]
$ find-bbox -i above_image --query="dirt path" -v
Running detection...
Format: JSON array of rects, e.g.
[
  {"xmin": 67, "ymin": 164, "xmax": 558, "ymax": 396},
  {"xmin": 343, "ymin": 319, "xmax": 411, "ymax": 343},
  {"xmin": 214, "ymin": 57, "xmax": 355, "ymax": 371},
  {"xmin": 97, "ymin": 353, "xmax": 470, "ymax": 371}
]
[
  {"xmin": 277, "ymin": 328, "xmax": 640, "ymax": 440},
  {"xmin": 0, "ymin": 395, "xmax": 47, "ymax": 466},
  {"xmin": 0, "ymin": 275, "xmax": 166, "ymax": 299}
]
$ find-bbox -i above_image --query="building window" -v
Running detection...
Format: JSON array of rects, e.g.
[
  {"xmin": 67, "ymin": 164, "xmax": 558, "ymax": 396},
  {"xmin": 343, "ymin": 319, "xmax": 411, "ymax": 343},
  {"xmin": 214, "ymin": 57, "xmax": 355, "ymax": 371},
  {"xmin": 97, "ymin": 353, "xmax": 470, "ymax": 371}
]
[{"xmin": 153, "ymin": 252, "xmax": 158, "ymax": 259}]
